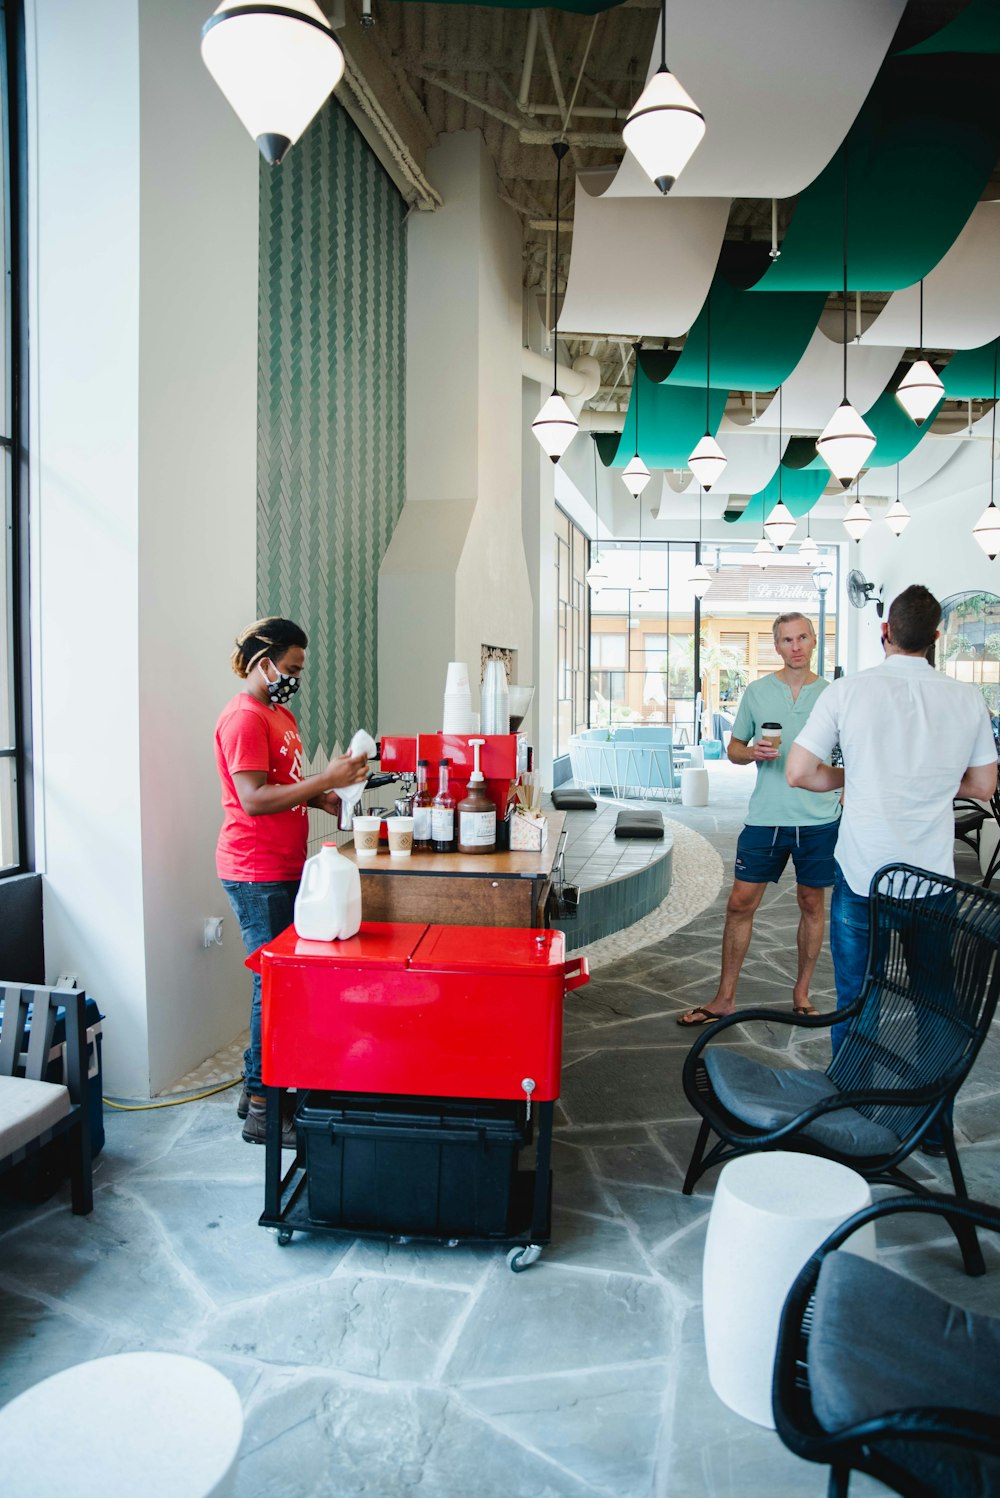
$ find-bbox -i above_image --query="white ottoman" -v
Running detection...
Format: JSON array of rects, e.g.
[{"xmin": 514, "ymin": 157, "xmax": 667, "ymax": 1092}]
[
  {"xmin": 702, "ymin": 1152, "xmax": 874, "ymax": 1427},
  {"xmin": 680, "ymin": 766, "xmax": 709, "ymax": 806},
  {"xmin": 0, "ymin": 1353, "xmax": 244, "ymax": 1498}
]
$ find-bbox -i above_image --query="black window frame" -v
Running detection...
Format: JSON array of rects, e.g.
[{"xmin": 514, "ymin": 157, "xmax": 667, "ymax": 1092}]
[{"xmin": 1, "ymin": 0, "xmax": 31, "ymax": 878}]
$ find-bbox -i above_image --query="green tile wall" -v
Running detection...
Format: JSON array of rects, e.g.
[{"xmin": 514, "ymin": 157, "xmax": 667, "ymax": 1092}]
[{"xmin": 257, "ymin": 101, "xmax": 407, "ymax": 757}]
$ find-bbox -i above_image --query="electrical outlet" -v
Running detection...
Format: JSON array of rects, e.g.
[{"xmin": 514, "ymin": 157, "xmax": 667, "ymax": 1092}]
[{"xmin": 203, "ymin": 917, "xmax": 225, "ymax": 948}]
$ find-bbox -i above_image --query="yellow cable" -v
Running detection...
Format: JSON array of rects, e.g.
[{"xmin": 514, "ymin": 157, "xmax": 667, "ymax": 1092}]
[{"xmin": 102, "ymin": 1078, "xmax": 242, "ymax": 1111}]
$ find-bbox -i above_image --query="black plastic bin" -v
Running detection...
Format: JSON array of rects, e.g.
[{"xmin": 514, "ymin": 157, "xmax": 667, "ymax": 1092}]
[{"xmin": 298, "ymin": 1091, "xmax": 529, "ymax": 1238}]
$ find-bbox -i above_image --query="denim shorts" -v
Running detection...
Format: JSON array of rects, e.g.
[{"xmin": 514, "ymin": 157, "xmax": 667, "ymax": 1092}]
[{"xmin": 734, "ymin": 820, "xmax": 840, "ymax": 888}]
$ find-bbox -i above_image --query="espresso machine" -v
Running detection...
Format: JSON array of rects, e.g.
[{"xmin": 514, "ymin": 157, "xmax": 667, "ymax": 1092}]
[{"xmin": 337, "ymin": 768, "xmax": 415, "ymax": 832}]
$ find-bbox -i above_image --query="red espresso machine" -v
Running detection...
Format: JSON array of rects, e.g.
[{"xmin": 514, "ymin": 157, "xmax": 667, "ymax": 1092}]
[{"xmin": 379, "ymin": 733, "xmax": 528, "ymax": 835}]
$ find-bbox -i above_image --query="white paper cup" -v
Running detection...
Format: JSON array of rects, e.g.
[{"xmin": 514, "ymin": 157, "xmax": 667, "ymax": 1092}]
[
  {"xmin": 445, "ymin": 662, "xmax": 470, "ymax": 691},
  {"xmin": 387, "ymin": 816, "xmax": 414, "ymax": 857},
  {"xmin": 352, "ymin": 815, "xmax": 381, "ymax": 856}
]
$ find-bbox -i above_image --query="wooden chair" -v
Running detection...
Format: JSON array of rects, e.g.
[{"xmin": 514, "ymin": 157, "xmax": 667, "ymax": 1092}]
[
  {"xmin": 0, "ymin": 984, "xmax": 93, "ymax": 1215},
  {"xmin": 681, "ymin": 865, "xmax": 1000, "ymax": 1276},
  {"xmin": 773, "ymin": 1194, "xmax": 1000, "ymax": 1498}
]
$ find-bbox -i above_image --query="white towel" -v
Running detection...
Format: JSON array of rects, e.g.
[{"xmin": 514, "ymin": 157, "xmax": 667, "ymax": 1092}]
[{"xmin": 337, "ymin": 730, "xmax": 377, "ymax": 814}]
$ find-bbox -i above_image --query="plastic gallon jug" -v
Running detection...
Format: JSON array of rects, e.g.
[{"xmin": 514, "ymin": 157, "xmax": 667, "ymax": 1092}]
[{"xmin": 294, "ymin": 842, "xmax": 362, "ymax": 941}]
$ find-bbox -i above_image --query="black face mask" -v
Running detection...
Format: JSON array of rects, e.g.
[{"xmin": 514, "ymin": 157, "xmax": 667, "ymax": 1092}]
[{"xmin": 262, "ymin": 664, "xmax": 300, "ymax": 705}]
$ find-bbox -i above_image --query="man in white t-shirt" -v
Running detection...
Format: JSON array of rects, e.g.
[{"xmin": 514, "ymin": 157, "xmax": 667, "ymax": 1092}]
[{"xmin": 786, "ymin": 585, "xmax": 997, "ymax": 1090}]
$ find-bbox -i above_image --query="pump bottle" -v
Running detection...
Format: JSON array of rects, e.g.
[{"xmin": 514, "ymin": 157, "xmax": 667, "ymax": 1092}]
[{"xmin": 457, "ymin": 738, "xmax": 497, "ymax": 853}]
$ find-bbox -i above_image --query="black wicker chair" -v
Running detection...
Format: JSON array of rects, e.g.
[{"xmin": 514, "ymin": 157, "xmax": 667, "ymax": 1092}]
[
  {"xmin": 954, "ymin": 783, "xmax": 1000, "ymax": 887},
  {"xmin": 772, "ymin": 1194, "xmax": 1000, "ymax": 1498},
  {"xmin": 681, "ymin": 865, "xmax": 1000, "ymax": 1276}
]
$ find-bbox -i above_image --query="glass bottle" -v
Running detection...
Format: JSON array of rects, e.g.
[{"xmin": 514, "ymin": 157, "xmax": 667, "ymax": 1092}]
[
  {"xmin": 431, "ymin": 759, "xmax": 456, "ymax": 853},
  {"xmin": 412, "ymin": 759, "xmax": 433, "ymax": 851}
]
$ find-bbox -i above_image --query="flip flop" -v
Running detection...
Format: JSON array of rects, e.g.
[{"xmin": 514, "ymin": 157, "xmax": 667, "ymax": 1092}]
[
  {"xmin": 677, "ymin": 1007, "xmax": 726, "ymax": 1027},
  {"xmin": 792, "ymin": 1002, "xmax": 819, "ymax": 1017}
]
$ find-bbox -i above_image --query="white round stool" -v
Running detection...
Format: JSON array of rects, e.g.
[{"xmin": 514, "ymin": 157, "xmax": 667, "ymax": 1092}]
[
  {"xmin": 702, "ymin": 1152, "xmax": 874, "ymax": 1427},
  {"xmin": 680, "ymin": 766, "xmax": 709, "ymax": 806},
  {"xmin": 0, "ymin": 1353, "xmax": 244, "ymax": 1498},
  {"xmin": 686, "ymin": 745, "xmax": 705, "ymax": 768}
]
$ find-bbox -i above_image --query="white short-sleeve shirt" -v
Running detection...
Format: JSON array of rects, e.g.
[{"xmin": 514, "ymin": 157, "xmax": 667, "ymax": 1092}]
[{"xmin": 794, "ymin": 655, "xmax": 997, "ymax": 895}]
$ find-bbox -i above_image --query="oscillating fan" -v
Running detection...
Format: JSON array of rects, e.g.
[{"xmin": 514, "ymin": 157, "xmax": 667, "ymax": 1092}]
[{"xmin": 847, "ymin": 569, "xmax": 884, "ymax": 618}]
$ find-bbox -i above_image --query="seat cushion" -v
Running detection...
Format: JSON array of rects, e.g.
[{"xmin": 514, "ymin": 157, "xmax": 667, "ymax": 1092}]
[
  {"xmin": 705, "ymin": 1050, "xmax": 901, "ymax": 1157},
  {"xmin": 550, "ymin": 787, "xmax": 597, "ymax": 811},
  {"xmin": 0, "ymin": 1075, "xmax": 71, "ymax": 1159},
  {"xmin": 614, "ymin": 810, "xmax": 664, "ymax": 839},
  {"xmin": 809, "ymin": 1252, "xmax": 1000, "ymax": 1498}
]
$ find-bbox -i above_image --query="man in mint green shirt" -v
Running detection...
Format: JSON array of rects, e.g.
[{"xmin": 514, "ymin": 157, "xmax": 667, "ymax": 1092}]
[{"xmin": 679, "ymin": 611, "xmax": 841, "ymax": 1026}]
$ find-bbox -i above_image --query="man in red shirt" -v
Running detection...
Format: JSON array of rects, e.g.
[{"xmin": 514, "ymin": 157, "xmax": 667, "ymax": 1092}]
[{"xmin": 216, "ymin": 617, "xmax": 368, "ymax": 1144}]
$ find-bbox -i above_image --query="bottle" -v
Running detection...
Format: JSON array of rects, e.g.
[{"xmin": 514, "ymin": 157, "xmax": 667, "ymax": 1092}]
[
  {"xmin": 457, "ymin": 738, "xmax": 497, "ymax": 854},
  {"xmin": 293, "ymin": 843, "xmax": 362, "ymax": 941},
  {"xmin": 412, "ymin": 759, "xmax": 433, "ymax": 850},
  {"xmin": 431, "ymin": 758, "xmax": 456, "ymax": 852}
]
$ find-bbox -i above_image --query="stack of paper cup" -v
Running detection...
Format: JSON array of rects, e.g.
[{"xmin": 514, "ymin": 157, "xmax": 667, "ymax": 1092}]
[{"xmin": 442, "ymin": 662, "xmax": 477, "ymax": 733}]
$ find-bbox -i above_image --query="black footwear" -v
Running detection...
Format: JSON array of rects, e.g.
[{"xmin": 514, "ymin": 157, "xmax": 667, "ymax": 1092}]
[
  {"xmin": 236, "ymin": 1082, "xmax": 250, "ymax": 1120},
  {"xmin": 242, "ymin": 1098, "xmax": 297, "ymax": 1149},
  {"xmin": 918, "ymin": 1139, "xmax": 947, "ymax": 1158}
]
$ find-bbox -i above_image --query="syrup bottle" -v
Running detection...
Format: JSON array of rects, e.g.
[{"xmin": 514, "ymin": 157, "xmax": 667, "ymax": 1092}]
[
  {"xmin": 431, "ymin": 758, "xmax": 456, "ymax": 852},
  {"xmin": 412, "ymin": 758, "xmax": 433, "ymax": 850},
  {"xmin": 457, "ymin": 738, "xmax": 497, "ymax": 854}
]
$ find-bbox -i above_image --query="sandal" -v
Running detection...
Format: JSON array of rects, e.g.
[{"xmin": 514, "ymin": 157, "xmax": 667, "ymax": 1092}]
[
  {"xmin": 677, "ymin": 1006, "xmax": 727, "ymax": 1027},
  {"xmin": 792, "ymin": 1001, "xmax": 819, "ymax": 1017}
]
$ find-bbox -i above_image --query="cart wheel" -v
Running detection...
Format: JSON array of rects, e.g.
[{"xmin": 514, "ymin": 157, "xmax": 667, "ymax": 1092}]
[
  {"xmin": 276, "ymin": 1228, "xmax": 294, "ymax": 1246},
  {"xmin": 507, "ymin": 1244, "xmax": 542, "ymax": 1273}
]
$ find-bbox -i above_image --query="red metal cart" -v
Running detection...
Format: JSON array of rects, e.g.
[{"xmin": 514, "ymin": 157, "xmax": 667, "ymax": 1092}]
[{"xmin": 249, "ymin": 921, "xmax": 588, "ymax": 1269}]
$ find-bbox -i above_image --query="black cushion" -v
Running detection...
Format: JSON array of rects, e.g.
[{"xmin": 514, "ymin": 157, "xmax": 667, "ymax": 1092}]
[
  {"xmin": 705, "ymin": 1050, "xmax": 900, "ymax": 1157},
  {"xmin": 614, "ymin": 810, "xmax": 664, "ymax": 839},
  {"xmin": 550, "ymin": 787, "xmax": 597, "ymax": 811},
  {"xmin": 809, "ymin": 1252, "xmax": 1000, "ymax": 1497}
]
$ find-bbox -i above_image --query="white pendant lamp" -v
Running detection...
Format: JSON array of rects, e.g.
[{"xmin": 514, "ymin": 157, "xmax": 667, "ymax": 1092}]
[
  {"xmin": 532, "ymin": 142, "xmax": 579, "ymax": 463},
  {"xmin": 623, "ymin": 455, "xmax": 652, "ymax": 497},
  {"xmin": 687, "ymin": 486, "xmax": 712, "ymax": 600},
  {"xmin": 586, "ymin": 436, "xmax": 609, "ymax": 593},
  {"xmin": 896, "ymin": 281, "xmax": 944, "ymax": 426},
  {"xmin": 688, "ymin": 289, "xmax": 728, "ymax": 491},
  {"xmin": 201, "ymin": 0, "xmax": 345, "ymax": 165},
  {"xmin": 817, "ymin": 152, "xmax": 875, "ymax": 486},
  {"xmin": 764, "ymin": 501, "xmax": 796, "ymax": 550},
  {"xmin": 843, "ymin": 485, "xmax": 872, "ymax": 543},
  {"xmin": 754, "ymin": 536, "xmax": 774, "ymax": 569},
  {"xmin": 973, "ymin": 346, "xmax": 1000, "ymax": 560},
  {"xmin": 622, "ymin": 0, "xmax": 705, "ymax": 195},
  {"xmin": 885, "ymin": 464, "xmax": 910, "ymax": 537},
  {"xmin": 799, "ymin": 532, "xmax": 819, "ymax": 561}
]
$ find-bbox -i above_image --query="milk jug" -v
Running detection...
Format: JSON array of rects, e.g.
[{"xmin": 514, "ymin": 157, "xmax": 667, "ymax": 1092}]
[{"xmin": 293, "ymin": 842, "xmax": 362, "ymax": 940}]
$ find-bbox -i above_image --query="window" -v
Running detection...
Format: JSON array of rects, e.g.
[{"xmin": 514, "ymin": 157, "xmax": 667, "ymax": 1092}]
[
  {"xmin": 938, "ymin": 592, "xmax": 1000, "ymax": 733},
  {"xmin": 554, "ymin": 506, "xmax": 589, "ymax": 759},
  {"xmin": 588, "ymin": 541, "xmax": 698, "ymax": 729},
  {"xmin": 0, "ymin": 1, "xmax": 26, "ymax": 875}
]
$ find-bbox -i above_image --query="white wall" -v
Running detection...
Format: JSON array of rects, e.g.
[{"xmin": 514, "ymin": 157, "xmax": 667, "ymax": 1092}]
[{"xmin": 27, "ymin": 0, "xmax": 259, "ymax": 1095}]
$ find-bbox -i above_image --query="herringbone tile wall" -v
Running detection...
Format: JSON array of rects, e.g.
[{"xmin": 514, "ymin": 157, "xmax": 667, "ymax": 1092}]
[{"xmin": 258, "ymin": 101, "xmax": 407, "ymax": 759}]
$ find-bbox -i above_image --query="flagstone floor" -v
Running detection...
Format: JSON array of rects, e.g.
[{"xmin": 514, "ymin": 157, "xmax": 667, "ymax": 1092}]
[{"xmin": 2, "ymin": 762, "xmax": 997, "ymax": 1497}]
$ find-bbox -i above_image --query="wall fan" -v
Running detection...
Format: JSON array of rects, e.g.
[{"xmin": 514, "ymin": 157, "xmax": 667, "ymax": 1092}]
[{"xmin": 847, "ymin": 568, "xmax": 884, "ymax": 617}]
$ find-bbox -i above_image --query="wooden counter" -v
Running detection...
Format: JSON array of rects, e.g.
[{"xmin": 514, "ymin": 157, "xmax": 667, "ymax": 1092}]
[{"xmin": 341, "ymin": 812, "xmax": 565, "ymax": 928}]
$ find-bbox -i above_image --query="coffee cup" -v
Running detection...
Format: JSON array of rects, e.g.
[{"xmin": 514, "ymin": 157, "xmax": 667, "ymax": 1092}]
[
  {"xmin": 760, "ymin": 722, "xmax": 782, "ymax": 750},
  {"xmin": 352, "ymin": 815, "xmax": 381, "ymax": 856},
  {"xmin": 387, "ymin": 816, "xmax": 414, "ymax": 858}
]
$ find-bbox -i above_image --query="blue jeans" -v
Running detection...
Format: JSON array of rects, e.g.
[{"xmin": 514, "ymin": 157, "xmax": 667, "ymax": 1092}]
[
  {"xmin": 829, "ymin": 865, "xmax": 952, "ymax": 1140},
  {"xmin": 221, "ymin": 879, "xmax": 299, "ymax": 1094}
]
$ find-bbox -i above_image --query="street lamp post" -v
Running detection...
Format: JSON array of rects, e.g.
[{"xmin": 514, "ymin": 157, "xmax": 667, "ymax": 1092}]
[{"xmin": 812, "ymin": 561, "xmax": 834, "ymax": 678}]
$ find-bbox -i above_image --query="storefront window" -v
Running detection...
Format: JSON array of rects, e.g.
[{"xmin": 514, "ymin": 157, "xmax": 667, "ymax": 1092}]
[{"xmin": 939, "ymin": 592, "xmax": 1000, "ymax": 744}]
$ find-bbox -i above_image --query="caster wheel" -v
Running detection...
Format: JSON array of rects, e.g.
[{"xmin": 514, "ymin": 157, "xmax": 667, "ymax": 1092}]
[
  {"xmin": 507, "ymin": 1244, "xmax": 542, "ymax": 1273},
  {"xmin": 276, "ymin": 1228, "xmax": 294, "ymax": 1246}
]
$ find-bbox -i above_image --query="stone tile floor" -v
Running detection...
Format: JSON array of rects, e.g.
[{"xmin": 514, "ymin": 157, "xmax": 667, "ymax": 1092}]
[{"xmin": 1, "ymin": 763, "xmax": 998, "ymax": 1497}]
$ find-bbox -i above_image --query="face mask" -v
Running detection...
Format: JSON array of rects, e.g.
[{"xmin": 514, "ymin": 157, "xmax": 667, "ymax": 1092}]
[{"xmin": 262, "ymin": 662, "xmax": 300, "ymax": 705}]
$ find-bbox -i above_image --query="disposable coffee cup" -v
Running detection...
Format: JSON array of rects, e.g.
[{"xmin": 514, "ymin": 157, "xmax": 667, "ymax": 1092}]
[
  {"xmin": 387, "ymin": 816, "xmax": 414, "ymax": 858},
  {"xmin": 760, "ymin": 722, "xmax": 782, "ymax": 749},
  {"xmin": 445, "ymin": 662, "xmax": 470, "ymax": 692},
  {"xmin": 352, "ymin": 815, "xmax": 381, "ymax": 857}
]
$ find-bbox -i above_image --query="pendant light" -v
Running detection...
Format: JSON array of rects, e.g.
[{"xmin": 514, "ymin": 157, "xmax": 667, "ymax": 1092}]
[
  {"xmin": 622, "ymin": 346, "xmax": 652, "ymax": 497},
  {"xmin": 688, "ymin": 487, "xmax": 712, "ymax": 599},
  {"xmin": 586, "ymin": 435, "xmax": 609, "ymax": 593},
  {"xmin": 532, "ymin": 142, "xmax": 579, "ymax": 463},
  {"xmin": 688, "ymin": 288, "xmax": 727, "ymax": 491},
  {"xmin": 632, "ymin": 488, "xmax": 650, "ymax": 609},
  {"xmin": 817, "ymin": 149, "xmax": 875, "ymax": 486},
  {"xmin": 973, "ymin": 345, "xmax": 1000, "ymax": 559},
  {"xmin": 754, "ymin": 536, "xmax": 774, "ymax": 568},
  {"xmin": 798, "ymin": 517, "xmax": 819, "ymax": 562},
  {"xmin": 885, "ymin": 463, "xmax": 911, "ymax": 537},
  {"xmin": 764, "ymin": 384, "xmax": 796, "ymax": 549},
  {"xmin": 622, "ymin": 0, "xmax": 705, "ymax": 195},
  {"xmin": 201, "ymin": 0, "xmax": 345, "ymax": 165},
  {"xmin": 843, "ymin": 480, "xmax": 872, "ymax": 543},
  {"xmin": 896, "ymin": 280, "xmax": 944, "ymax": 426}
]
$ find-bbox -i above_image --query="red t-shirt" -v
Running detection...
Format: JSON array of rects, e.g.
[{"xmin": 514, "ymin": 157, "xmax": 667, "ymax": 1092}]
[{"xmin": 215, "ymin": 693, "xmax": 309, "ymax": 881}]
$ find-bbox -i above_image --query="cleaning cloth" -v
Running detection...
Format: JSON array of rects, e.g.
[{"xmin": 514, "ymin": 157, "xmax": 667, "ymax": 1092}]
[{"xmin": 336, "ymin": 730, "xmax": 377, "ymax": 816}]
